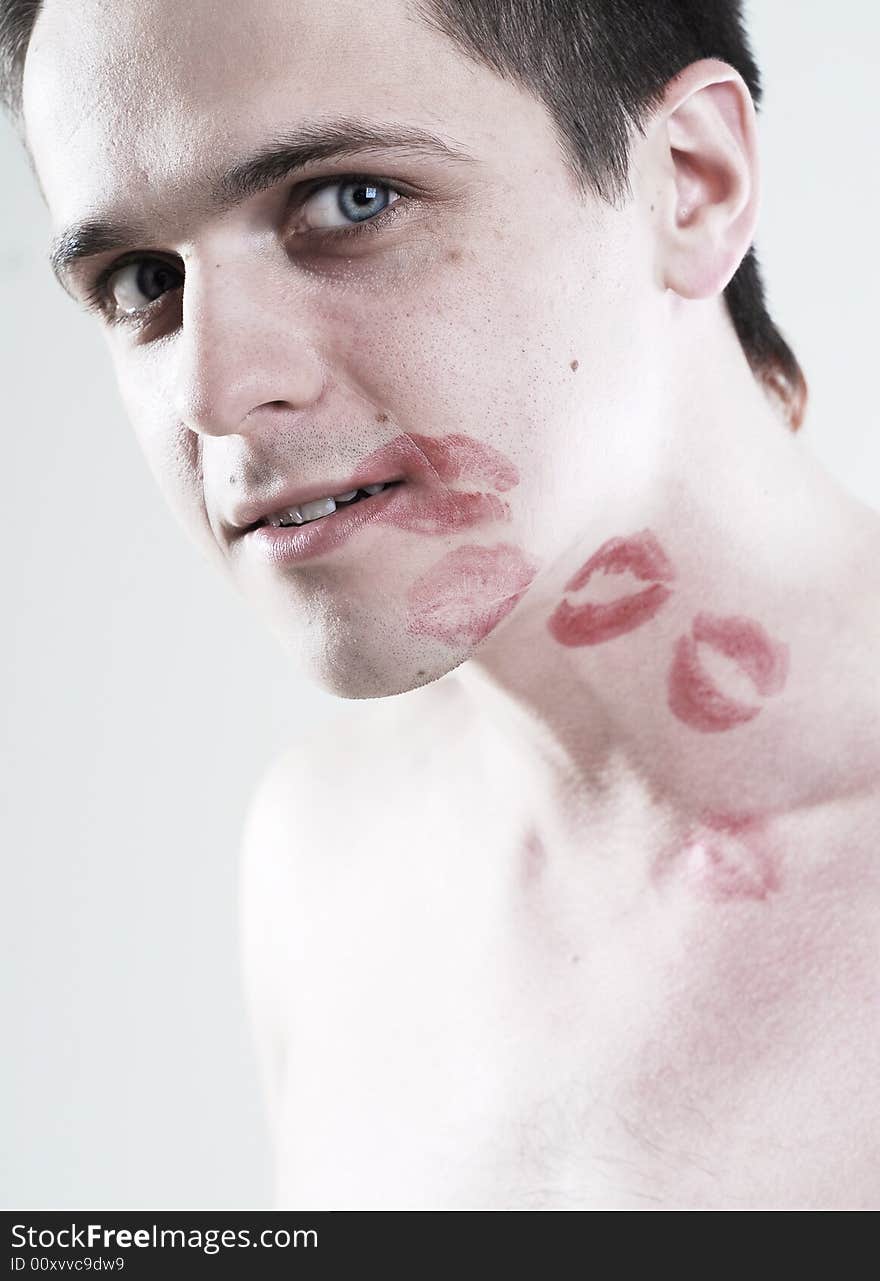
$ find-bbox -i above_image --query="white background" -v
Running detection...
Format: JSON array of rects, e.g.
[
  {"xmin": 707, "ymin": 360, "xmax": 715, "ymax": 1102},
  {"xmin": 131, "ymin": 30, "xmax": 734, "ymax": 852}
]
[{"xmin": 2, "ymin": 0, "xmax": 878, "ymax": 1207}]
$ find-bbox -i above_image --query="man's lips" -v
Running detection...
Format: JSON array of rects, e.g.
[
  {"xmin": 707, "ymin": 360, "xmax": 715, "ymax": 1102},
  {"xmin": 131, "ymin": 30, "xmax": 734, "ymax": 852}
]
[
  {"xmin": 225, "ymin": 431, "xmax": 519, "ymax": 538},
  {"xmin": 547, "ymin": 530, "xmax": 676, "ymax": 646},
  {"xmin": 668, "ymin": 612, "xmax": 790, "ymax": 732}
]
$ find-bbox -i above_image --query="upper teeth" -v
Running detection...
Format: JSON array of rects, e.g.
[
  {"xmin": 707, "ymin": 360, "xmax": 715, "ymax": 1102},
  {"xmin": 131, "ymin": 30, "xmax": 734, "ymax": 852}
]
[{"xmin": 265, "ymin": 482, "xmax": 391, "ymax": 527}]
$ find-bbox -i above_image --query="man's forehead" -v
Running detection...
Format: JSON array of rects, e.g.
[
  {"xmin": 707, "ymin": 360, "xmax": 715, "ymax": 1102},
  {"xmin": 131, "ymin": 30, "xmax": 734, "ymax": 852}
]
[
  {"xmin": 22, "ymin": 0, "xmax": 495, "ymax": 224},
  {"xmin": 25, "ymin": 0, "xmax": 419, "ymax": 98}
]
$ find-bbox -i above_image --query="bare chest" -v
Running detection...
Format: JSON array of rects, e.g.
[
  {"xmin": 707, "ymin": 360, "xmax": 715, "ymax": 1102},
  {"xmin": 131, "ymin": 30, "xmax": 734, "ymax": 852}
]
[{"xmin": 266, "ymin": 765, "xmax": 880, "ymax": 1209}]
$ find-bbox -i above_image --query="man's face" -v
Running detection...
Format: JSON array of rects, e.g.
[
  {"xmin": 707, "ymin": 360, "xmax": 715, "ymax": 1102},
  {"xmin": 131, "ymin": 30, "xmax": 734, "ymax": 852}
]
[{"xmin": 23, "ymin": 0, "xmax": 659, "ymax": 696}]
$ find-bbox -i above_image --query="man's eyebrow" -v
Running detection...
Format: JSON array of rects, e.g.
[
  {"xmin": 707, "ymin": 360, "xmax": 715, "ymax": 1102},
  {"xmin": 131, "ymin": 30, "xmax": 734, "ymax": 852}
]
[
  {"xmin": 214, "ymin": 118, "xmax": 476, "ymax": 208},
  {"xmin": 50, "ymin": 218, "xmax": 147, "ymax": 290},
  {"xmin": 49, "ymin": 119, "xmax": 476, "ymax": 289}
]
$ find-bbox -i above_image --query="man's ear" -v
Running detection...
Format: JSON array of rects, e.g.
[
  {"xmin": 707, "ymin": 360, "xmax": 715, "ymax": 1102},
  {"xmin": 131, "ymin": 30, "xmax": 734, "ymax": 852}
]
[{"xmin": 651, "ymin": 58, "xmax": 760, "ymax": 300}]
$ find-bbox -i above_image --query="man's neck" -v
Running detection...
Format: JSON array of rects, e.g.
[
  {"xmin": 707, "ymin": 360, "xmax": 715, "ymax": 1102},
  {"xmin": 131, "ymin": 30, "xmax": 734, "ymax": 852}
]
[{"xmin": 453, "ymin": 332, "xmax": 880, "ymax": 862}]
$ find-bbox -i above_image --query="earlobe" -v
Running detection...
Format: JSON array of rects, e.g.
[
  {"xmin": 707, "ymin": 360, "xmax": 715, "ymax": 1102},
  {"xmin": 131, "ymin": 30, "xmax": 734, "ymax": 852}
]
[{"xmin": 656, "ymin": 60, "xmax": 760, "ymax": 301}]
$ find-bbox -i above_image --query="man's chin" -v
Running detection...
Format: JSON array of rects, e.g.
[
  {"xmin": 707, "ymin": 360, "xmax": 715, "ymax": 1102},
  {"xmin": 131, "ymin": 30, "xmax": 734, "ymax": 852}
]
[
  {"xmin": 266, "ymin": 613, "xmax": 470, "ymax": 700},
  {"xmin": 319, "ymin": 670, "xmax": 444, "ymax": 700},
  {"xmin": 312, "ymin": 657, "xmax": 468, "ymax": 701}
]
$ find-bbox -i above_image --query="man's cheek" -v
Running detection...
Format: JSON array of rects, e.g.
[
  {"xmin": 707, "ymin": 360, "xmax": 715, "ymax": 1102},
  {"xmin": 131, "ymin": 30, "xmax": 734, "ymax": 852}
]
[
  {"xmin": 312, "ymin": 249, "xmax": 513, "ymax": 398},
  {"xmin": 122, "ymin": 390, "xmax": 211, "ymax": 548},
  {"xmin": 405, "ymin": 542, "xmax": 540, "ymax": 645}
]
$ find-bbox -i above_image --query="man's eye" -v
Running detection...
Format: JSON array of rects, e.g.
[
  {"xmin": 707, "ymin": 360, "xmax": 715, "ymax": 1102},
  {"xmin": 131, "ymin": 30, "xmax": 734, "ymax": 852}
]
[
  {"xmin": 104, "ymin": 258, "xmax": 183, "ymax": 315},
  {"xmin": 299, "ymin": 179, "xmax": 400, "ymax": 231}
]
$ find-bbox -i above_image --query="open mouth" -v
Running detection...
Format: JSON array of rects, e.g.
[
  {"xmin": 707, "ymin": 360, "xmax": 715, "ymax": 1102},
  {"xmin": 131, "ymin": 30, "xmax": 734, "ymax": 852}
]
[{"xmin": 256, "ymin": 479, "xmax": 405, "ymax": 530}]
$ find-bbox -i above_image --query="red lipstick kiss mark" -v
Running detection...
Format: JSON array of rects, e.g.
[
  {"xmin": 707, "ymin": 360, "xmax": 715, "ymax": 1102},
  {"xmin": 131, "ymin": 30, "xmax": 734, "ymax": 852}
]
[
  {"xmin": 546, "ymin": 530, "xmax": 676, "ymax": 646},
  {"xmin": 405, "ymin": 542, "xmax": 538, "ymax": 645},
  {"xmin": 388, "ymin": 488, "xmax": 510, "ymax": 535},
  {"xmin": 410, "ymin": 432, "xmax": 520, "ymax": 493},
  {"xmin": 359, "ymin": 432, "xmax": 520, "ymax": 535},
  {"xmin": 668, "ymin": 612, "xmax": 789, "ymax": 732},
  {"xmin": 655, "ymin": 812, "xmax": 780, "ymax": 902}
]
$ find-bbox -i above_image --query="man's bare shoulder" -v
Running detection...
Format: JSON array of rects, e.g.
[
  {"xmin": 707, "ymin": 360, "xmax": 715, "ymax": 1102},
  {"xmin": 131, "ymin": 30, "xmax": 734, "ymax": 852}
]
[{"xmin": 238, "ymin": 674, "xmax": 475, "ymax": 1086}]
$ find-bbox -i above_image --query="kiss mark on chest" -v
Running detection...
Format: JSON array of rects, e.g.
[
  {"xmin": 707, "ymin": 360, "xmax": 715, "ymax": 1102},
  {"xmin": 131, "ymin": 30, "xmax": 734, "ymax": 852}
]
[{"xmin": 655, "ymin": 812, "xmax": 781, "ymax": 901}]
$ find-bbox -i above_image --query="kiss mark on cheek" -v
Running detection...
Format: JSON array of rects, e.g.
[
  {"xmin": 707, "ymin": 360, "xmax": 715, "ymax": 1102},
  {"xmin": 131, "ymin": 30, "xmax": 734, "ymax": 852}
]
[
  {"xmin": 359, "ymin": 432, "xmax": 520, "ymax": 534},
  {"xmin": 668, "ymin": 612, "xmax": 789, "ymax": 732},
  {"xmin": 405, "ymin": 543, "xmax": 538, "ymax": 645},
  {"xmin": 408, "ymin": 432, "xmax": 520, "ymax": 493},
  {"xmin": 386, "ymin": 489, "xmax": 511, "ymax": 535},
  {"xmin": 655, "ymin": 812, "xmax": 781, "ymax": 902},
  {"xmin": 546, "ymin": 530, "xmax": 676, "ymax": 647}
]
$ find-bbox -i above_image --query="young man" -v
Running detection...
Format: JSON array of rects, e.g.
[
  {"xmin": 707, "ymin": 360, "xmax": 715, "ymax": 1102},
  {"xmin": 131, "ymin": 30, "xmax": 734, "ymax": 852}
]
[{"xmin": 5, "ymin": 0, "xmax": 878, "ymax": 1208}]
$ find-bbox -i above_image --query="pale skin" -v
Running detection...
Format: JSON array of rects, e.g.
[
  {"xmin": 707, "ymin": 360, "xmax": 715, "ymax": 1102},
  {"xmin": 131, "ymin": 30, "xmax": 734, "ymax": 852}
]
[{"xmin": 22, "ymin": 0, "xmax": 880, "ymax": 1208}]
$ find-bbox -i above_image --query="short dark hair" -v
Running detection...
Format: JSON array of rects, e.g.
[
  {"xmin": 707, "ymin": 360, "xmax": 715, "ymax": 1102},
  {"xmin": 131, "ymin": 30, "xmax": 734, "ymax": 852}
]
[{"xmin": 1, "ymin": 0, "xmax": 806, "ymax": 429}]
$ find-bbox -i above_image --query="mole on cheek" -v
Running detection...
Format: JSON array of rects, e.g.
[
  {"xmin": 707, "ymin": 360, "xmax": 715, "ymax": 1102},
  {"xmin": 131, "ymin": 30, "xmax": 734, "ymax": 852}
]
[
  {"xmin": 375, "ymin": 412, "xmax": 389, "ymax": 424},
  {"xmin": 405, "ymin": 542, "xmax": 538, "ymax": 645},
  {"xmin": 570, "ymin": 359, "xmax": 579, "ymax": 372}
]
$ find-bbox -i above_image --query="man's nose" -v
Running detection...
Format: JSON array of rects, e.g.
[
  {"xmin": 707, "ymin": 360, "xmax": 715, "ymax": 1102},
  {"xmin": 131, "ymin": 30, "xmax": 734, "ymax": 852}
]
[{"xmin": 170, "ymin": 255, "xmax": 325, "ymax": 437}]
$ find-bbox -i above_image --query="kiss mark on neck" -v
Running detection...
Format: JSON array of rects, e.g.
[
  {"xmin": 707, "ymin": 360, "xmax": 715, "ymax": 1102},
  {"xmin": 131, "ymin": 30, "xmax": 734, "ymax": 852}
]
[
  {"xmin": 668, "ymin": 613, "xmax": 789, "ymax": 732},
  {"xmin": 547, "ymin": 529, "xmax": 676, "ymax": 647}
]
